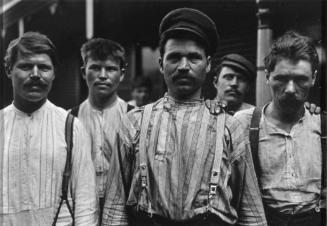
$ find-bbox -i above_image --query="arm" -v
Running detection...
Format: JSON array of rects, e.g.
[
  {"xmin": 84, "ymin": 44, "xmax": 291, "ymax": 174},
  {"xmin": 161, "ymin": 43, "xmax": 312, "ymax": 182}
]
[
  {"xmin": 226, "ymin": 117, "xmax": 267, "ymax": 226},
  {"xmin": 71, "ymin": 120, "xmax": 98, "ymax": 226},
  {"xmin": 102, "ymin": 120, "xmax": 135, "ymax": 226}
]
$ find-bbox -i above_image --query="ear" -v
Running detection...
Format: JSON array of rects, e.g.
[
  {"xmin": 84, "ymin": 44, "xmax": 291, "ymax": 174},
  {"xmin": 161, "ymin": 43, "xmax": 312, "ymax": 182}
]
[
  {"xmin": 265, "ymin": 69, "xmax": 270, "ymax": 84},
  {"xmin": 311, "ymin": 70, "xmax": 317, "ymax": 86},
  {"xmin": 212, "ymin": 75, "xmax": 218, "ymax": 88},
  {"xmin": 119, "ymin": 68, "xmax": 125, "ymax": 82},
  {"xmin": 205, "ymin": 56, "xmax": 211, "ymax": 73},
  {"xmin": 81, "ymin": 66, "xmax": 86, "ymax": 80},
  {"xmin": 158, "ymin": 57, "xmax": 164, "ymax": 74}
]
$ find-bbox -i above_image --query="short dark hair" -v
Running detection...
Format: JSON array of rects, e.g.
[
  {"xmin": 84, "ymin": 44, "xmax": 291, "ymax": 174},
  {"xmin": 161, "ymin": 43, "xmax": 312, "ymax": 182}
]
[
  {"xmin": 4, "ymin": 31, "xmax": 58, "ymax": 72},
  {"xmin": 81, "ymin": 38, "xmax": 126, "ymax": 69},
  {"xmin": 159, "ymin": 31, "xmax": 208, "ymax": 57},
  {"xmin": 131, "ymin": 76, "xmax": 152, "ymax": 91},
  {"xmin": 264, "ymin": 31, "xmax": 319, "ymax": 74}
]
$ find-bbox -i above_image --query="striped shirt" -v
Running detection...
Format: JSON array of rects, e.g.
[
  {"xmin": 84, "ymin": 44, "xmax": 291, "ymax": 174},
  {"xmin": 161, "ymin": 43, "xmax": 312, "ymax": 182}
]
[
  {"xmin": 74, "ymin": 97, "xmax": 129, "ymax": 198},
  {"xmin": 102, "ymin": 95, "xmax": 267, "ymax": 226},
  {"xmin": 0, "ymin": 100, "xmax": 98, "ymax": 226},
  {"xmin": 234, "ymin": 105, "xmax": 322, "ymax": 214}
]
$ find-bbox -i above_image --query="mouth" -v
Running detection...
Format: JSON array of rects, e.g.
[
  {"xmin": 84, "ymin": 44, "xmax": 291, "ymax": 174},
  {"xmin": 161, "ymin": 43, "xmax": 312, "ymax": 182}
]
[
  {"xmin": 225, "ymin": 90, "xmax": 241, "ymax": 96},
  {"xmin": 95, "ymin": 82, "xmax": 111, "ymax": 87},
  {"xmin": 172, "ymin": 75, "xmax": 194, "ymax": 84}
]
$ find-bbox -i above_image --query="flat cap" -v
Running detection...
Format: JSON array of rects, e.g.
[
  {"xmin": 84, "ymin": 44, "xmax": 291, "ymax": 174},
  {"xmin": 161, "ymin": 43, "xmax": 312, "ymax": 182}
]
[
  {"xmin": 220, "ymin": 54, "xmax": 256, "ymax": 81},
  {"xmin": 159, "ymin": 8, "xmax": 219, "ymax": 55}
]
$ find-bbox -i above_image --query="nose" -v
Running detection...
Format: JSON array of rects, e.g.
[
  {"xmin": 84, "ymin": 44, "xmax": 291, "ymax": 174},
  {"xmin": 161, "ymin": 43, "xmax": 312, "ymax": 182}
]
[
  {"xmin": 285, "ymin": 80, "xmax": 296, "ymax": 94},
  {"xmin": 30, "ymin": 65, "xmax": 40, "ymax": 79},
  {"xmin": 177, "ymin": 57, "xmax": 190, "ymax": 72},
  {"xmin": 99, "ymin": 67, "xmax": 107, "ymax": 79},
  {"xmin": 230, "ymin": 76, "xmax": 238, "ymax": 87}
]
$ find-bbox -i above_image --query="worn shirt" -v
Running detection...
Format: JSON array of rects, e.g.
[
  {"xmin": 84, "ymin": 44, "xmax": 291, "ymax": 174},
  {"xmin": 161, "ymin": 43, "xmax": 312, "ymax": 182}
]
[
  {"xmin": 75, "ymin": 97, "xmax": 129, "ymax": 198},
  {"xmin": 0, "ymin": 100, "xmax": 98, "ymax": 226},
  {"xmin": 234, "ymin": 105, "xmax": 322, "ymax": 214},
  {"xmin": 102, "ymin": 95, "xmax": 267, "ymax": 226}
]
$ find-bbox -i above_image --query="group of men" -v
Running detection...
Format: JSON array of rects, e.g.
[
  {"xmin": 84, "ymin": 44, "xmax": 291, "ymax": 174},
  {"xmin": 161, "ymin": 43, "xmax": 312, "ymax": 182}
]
[{"xmin": 1, "ymin": 7, "xmax": 325, "ymax": 226}]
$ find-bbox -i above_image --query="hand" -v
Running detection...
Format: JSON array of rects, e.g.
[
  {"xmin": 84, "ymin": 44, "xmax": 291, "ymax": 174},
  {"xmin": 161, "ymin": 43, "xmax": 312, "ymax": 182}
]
[
  {"xmin": 304, "ymin": 102, "xmax": 321, "ymax": 114},
  {"xmin": 205, "ymin": 99, "xmax": 227, "ymax": 115}
]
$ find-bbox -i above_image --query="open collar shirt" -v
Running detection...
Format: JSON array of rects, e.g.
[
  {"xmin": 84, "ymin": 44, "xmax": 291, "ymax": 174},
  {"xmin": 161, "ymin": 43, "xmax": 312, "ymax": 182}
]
[
  {"xmin": 234, "ymin": 105, "xmax": 322, "ymax": 214},
  {"xmin": 102, "ymin": 94, "xmax": 267, "ymax": 226},
  {"xmin": 76, "ymin": 97, "xmax": 129, "ymax": 198},
  {"xmin": 0, "ymin": 100, "xmax": 98, "ymax": 225}
]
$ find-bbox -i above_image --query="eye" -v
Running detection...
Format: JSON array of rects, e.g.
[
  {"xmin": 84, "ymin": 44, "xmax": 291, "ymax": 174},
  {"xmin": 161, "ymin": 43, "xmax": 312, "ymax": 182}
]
[
  {"xmin": 89, "ymin": 65, "xmax": 101, "ymax": 71},
  {"xmin": 17, "ymin": 63, "xmax": 33, "ymax": 71},
  {"xmin": 38, "ymin": 64, "xmax": 52, "ymax": 72},
  {"xmin": 223, "ymin": 74, "xmax": 234, "ymax": 81},
  {"xmin": 106, "ymin": 66, "xmax": 118, "ymax": 72},
  {"xmin": 188, "ymin": 53, "xmax": 202, "ymax": 62}
]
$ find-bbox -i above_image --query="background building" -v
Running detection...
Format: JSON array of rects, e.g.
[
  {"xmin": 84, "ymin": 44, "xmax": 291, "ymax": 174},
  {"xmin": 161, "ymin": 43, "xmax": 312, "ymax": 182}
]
[{"xmin": 1, "ymin": 0, "xmax": 326, "ymax": 110}]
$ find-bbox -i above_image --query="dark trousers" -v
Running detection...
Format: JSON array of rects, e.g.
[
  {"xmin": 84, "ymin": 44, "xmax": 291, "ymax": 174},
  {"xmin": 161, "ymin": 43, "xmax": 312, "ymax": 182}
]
[
  {"xmin": 265, "ymin": 206, "xmax": 325, "ymax": 226},
  {"xmin": 128, "ymin": 210, "xmax": 232, "ymax": 226},
  {"xmin": 99, "ymin": 197, "xmax": 105, "ymax": 225}
]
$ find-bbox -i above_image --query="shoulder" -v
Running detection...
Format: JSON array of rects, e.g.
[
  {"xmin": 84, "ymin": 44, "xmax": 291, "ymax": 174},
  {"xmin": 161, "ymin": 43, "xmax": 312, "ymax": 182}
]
[{"xmin": 233, "ymin": 107, "xmax": 256, "ymax": 129}]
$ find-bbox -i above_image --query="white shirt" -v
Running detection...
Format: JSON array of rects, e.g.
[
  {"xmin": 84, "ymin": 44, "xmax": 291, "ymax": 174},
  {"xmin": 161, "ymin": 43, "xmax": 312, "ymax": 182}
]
[
  {"xmin": 0, "ymin": 100, "xmax": 98, "ymax": 226},
  {"xmin": 75, "ymin": 97, "xmax": 129, "ymax": 198}
]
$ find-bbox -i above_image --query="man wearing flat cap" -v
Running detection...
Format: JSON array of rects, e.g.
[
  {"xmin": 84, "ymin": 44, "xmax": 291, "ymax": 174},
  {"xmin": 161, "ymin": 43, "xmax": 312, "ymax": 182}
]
[
  {"xmin": 102, "ymin": 8, "xmax": 267, "ymax": 226},
  {"xmin": 213, "ymin": 54, "xmax": 255, "ymax": 115}
]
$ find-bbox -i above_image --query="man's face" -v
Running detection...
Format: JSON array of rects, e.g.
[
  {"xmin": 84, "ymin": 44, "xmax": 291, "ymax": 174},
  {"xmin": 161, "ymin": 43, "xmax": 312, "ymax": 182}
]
[
  {"xmin": 214, "ymin": 66, "xmax": 248, "ymax": 106},
  {"xmin": 8, "ymin": 53, "xmax": 55, "ymax": 105},
  {"xmin": 83, "ymin": 57, "xmax": 125, "ymax": 99},
  {"xmin": 159, "ymin": 38, "xmax": 211, "ymax": 100},
  {"xmin": 267, "ymin": 59, "xmax": 316, "ymax": 113},
  {"xmin": 131, "ymin": 86, "xmax": 151, "ymax": 107}
]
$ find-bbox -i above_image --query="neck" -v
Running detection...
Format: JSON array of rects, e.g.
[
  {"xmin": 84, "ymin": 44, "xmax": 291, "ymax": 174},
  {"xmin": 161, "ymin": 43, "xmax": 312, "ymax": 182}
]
[
  {"xmin": 14, "ymin": 98, "xmax": 46, "ymax": 115},
  {"xmin": 89, "ymin": 92, "xmax": 117, "ymax": 110},
  {"xmin": 266, "ymin": 101, "xmax": 304, "ymax": 126},
  {"xmin": 167, "ymin": 89, "xmax": 202, "ymax": 102}
]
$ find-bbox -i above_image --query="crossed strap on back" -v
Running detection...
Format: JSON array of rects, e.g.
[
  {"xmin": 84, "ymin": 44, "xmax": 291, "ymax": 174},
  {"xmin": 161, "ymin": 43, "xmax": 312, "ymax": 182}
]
[
  {"xmin": 138, "ymin": 103, "xmax": 226, "ymax": 216},
  {"xmin": 249, "ymin": 107, "xmax": 326, "ymax": 209},
  {"xmin": 52, "ymin": 113, "xmax": 75, "ymax": 225}
]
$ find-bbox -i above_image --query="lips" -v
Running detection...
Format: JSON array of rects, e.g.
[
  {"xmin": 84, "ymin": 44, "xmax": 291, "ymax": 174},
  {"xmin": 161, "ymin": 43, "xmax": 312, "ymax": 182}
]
[
  {"xmin": 94, "ymin": 82, "xmax": 111, "ymax": 87},
  {"xmin": 225, "ymin": 89, "xmax": 241, "ymax": 96},
  {"xmin": 172, "ymin": 75, "xmax": 194, "ymax": 84}
]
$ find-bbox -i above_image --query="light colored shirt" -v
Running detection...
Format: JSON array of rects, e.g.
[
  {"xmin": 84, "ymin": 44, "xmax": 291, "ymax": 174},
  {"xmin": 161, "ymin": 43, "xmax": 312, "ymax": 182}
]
[
  {"xmin": 0, "ymin": 100, "xmax": 98, "ymax": 226},
  {"xmin": 102, "ymin": 95, "xmax": 267, "ymax": 226},
  {"xmin": 75, "ymin": 97, "xmax": 129, "ymax": 198},
  {"xmin": 234, "ymin": 105, "xmax": 322, "ymax": 214}
]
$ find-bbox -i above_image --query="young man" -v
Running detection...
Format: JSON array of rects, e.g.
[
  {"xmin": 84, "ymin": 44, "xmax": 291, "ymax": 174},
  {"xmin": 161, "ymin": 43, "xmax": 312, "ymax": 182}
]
[
  {"xmin": 0, "ymin": 32, "xmax": 98, "ymax": 225},
  {"xmin": 213, "ymin": 54, "xmax": 255, "ymax": 115},
  {"xmin": 70, "ymin": 38, "xmax": 133, "ymax": 218},
  {"xmin": 102, "ymin": 8, "xmax": 267, "ymax": 226},
  {"xmin": 234, "ymin": 31, "xmax": 326, "ymax": 226},
  {"xmin": 128, "ymin": 76, "xmax": 152, "ymax": 107}
]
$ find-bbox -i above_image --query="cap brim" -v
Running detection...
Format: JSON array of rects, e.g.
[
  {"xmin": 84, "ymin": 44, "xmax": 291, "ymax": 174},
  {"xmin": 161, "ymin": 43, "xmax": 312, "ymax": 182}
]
[
  {"xmin": 222, "ymin": 61, "xmax": 252, "ymax": 79},
  {"xmin": 162, "ymin": 27, "xmax": 209, "ymax": 46}
]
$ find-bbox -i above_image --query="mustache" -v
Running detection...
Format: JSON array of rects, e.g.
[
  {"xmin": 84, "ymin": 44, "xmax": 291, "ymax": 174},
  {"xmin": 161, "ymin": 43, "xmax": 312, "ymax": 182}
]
[
  {"xmin": 94, "ymin": 81, "xmax": 111, "ymax": 86},
  {"xmin": 225, "ymin": 88, "xmax": 242, "ymax": 96},
  {"xmin": 24, "ymin": 80, "xmax": 47, "ymax": 88},
  {"xmin": 172, "ymin": 74, "xmax": 195, "ymax": 83},
  {"xmin": 278, "ymin": 94, "xmax": 303, "ymax": 106}
]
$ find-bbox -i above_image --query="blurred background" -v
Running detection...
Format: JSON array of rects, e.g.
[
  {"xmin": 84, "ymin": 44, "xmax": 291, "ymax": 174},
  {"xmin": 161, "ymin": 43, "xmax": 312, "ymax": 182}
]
[{"xmin": 1, "ymin": 0, "xmax": 326, "ymax": 110}]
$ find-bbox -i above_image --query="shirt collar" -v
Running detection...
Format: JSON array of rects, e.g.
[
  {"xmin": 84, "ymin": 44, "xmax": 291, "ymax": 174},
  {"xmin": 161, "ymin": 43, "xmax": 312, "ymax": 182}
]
[
  {"xmin": 163, "ymin": 93, "xmax": 204, "ymax": 110},
  {"xmin": 13, "ymin": 100, "xmax": 49, "ymax": 118}
]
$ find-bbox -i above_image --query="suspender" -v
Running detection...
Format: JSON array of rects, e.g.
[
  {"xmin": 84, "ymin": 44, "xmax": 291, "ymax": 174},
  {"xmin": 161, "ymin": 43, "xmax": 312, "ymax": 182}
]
[
  {"xmin": 208, "ymin": 112, "xmax": 226, "ymax": 208},
  {"xmin": 138, "ymin": 103, "xmax": 226, "ymax": 214},
  {"xmin": 249, "ymin": 108, "xmax": 327, "ymax": 208},
  {"xmin": 70, "ymin": 105, "xmax": 80, "ymax": 117},
  {"xmin": 53, "ymin": 113, "xmax": 75, "ymax": 225},
  {"xmin": 249, "ymin": 107, "xmax": 262, "ymax": 188},
  {"xmin": 321, "ymin": 113, "xmax": 326, "ymax": 209},
  {"xmin": 138, "ymin": 104, "xmax": 154, "ymax": 216}
]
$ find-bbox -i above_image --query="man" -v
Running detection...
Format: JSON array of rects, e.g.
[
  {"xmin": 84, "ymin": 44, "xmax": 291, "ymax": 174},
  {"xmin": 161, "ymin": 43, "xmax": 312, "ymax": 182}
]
[
  {"xmin": 0, "ymin": 32, "xmax": 98, "ymax": 225},
  {"xmin": 70, "ymin": 38, "xmax": 133, "ymax": 219},
  {"xmin": 234, "ymin": 31, "xmax": 326, "ymax": 226},
  {"xmin": 102, "ymin": 8, "xmax": 266, "ymax": 226},
  {"xmin": 213, "ymin": 54, "xmax": 255, "ymax": 115},
  {"xmin": 128, "ymin": 76, "xmax": 152, "ymax": 107}
]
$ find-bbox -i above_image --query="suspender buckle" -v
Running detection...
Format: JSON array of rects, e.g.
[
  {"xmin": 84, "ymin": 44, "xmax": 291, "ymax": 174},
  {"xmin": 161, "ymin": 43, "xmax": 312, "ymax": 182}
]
[
  {"xmin": 209, "ymin": 183, "xmax": 217, "ymax": 198},
  {"xmin": 141, "ymin": 176, "xmax": 147, "ymax": 188}
]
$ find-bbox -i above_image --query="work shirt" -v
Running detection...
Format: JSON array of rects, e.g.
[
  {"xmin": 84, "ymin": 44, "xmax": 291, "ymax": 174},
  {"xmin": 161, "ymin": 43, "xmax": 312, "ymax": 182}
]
[
  {"xmin": 0, "ymin": 100, "xmax": 98, "ymax": 226},
  {"xmin": 234, "ymin": 105, "xmax": 322, "ymax": 214},
  {"xmin": 102, "ymin": 95, "xmax": 267, "ymax": 226},
  {"xmin": 75, "ymin": 97, "xmax": 129, "ymax": 198}
]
